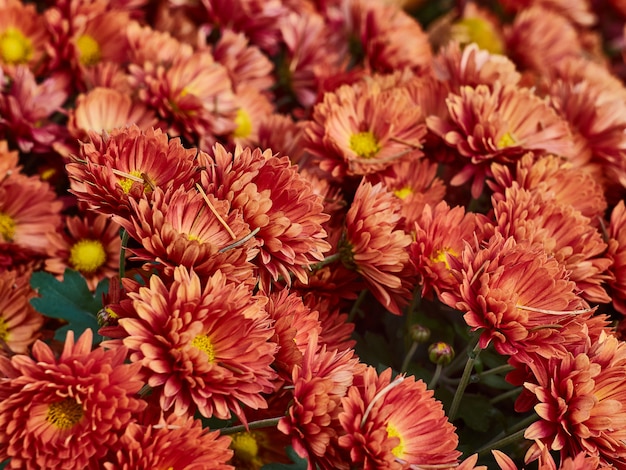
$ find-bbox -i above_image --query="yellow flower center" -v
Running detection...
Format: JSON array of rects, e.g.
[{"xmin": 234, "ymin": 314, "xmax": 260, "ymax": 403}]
[
  {"xmin": 0, "ymin": 27, "xmax": 32, "ymax": 64},
  {"xmin": 386, "ymin": 422, "xmax": 405, "ymax": 458},
  {"xmin": 69, "ymin": 239, "xmax": 107, "ymax": 274},
  {"xmin": 349, "ymin": 131, "xmax": 380, "ymax": 159},
  {"xmin": 231, "ymin": 432, "xmax": 260, "ymax": 462},
  {"xmin": 192, "ymin": 334, "xmax": 215, "ymax": 363},
  {"xmin": 431, "ymin": 247, "xmax": 457, "ymax": 270},
  {"xmin": 46, "ymin": 398, "xmax": 84, "ymax": 430},
  {"xmin": 452, "ymin": 17, "xmax": 504, "ymax": 54},
  {"xmin": 118, "ymin": 170, "xmax": 144, "ymax": 194},
  {"xmin": 393, "ymin": 187, "xmax": 413, "ymax": 200},
  {"xmin": 0, "ymin": 212, "xmax": 16, "ymax": 242},
  {"xmin": 0, "ymin": 317, "xmax": 8, "ymax": 342},
  {"xmin": 497, "ymin": 131, "xmax": 517, "ymax": 149},
  {"xmin": 233, "ymin": 109, "xmax": 253, "ymax": 138},
  {"xmin": 76, "ymin": 34, "xmax": 101, "ymax": 66}
]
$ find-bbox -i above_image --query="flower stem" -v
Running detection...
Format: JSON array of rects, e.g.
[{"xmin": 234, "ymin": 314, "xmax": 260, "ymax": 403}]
[
  {"xmin": 218, "ymin": 417, "xmax": 282, "ymax": 436},
  {"xmin": 119, "ymin": 229, "xmax": 129, "ymax": 281},
  {"xmin": 448, "ymin": 336, "xmax": 482, "ymax": 421},
  {"xmin": 476, "ymin": 413, "xmax": 538, "ymax": 455},
  {"xmin": 348, "ymin": 290, "xmax": 367, "ymax": 323},
  {"xmin": 308, "ymin": 252, "xmax": 342, "ymax": 272},
  {"xmin": 429, "ymin": 364, "xmax": 443, "ymax": 389},
  {"xmin": 489, "ymin": 387, "xmax": 522, "ymax": 405},
  {"xmin": 400, "ymin": 341, "xmax": 419, "ymax": 373}
]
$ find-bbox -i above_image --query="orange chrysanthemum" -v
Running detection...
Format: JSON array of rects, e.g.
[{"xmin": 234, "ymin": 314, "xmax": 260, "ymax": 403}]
[
  {"xmin": 113, "ymin": 266, "xmax": 277, "ymax": 423},
  {"xmin": 0, "ymin": 270, "xmax": 43, "ymax": 355},
  {"xmin": 340, "ymin": 180, "xmax": 414, "ymax": 315},
  {"xmin": 496, "ymin": 0, "xmax": 596, "ymax": 27},
  {"xmin": 66, "ymin": 125, "xmax": 198, "ymax": 218},
  {"xmin": 338, "ymin": 366, "xmax": 461, "ymax": 469},
  {"xmin": 103, "ymin": 415, "xmax": 233, "ymax": 470},
  {"xmin": 409, "ymin": 200, "xmax": 476, "ymax": 300},
  {"xmin": 45, "ymin": 211, "xmax": 121, "ymax": 291},
  {"xmin": 0, "ymin": 0, "xmax": 48, "ymax": 73},
  {"xmin": 441, "ymin": 234, "xmax": 590, "ymax": 360},
  {"xmin": 607, "ymin": 201, "xmax": 626, "ymax": 315},
  {"xmin": 304, "ymin": 79, "xmax": 426, "ymax": 180},
  {"xmin": 427, "ymin": 82, "xmax": 573, "ymax": 198},
  {"xmin": 520, "ymin": 332, "xmax": 626, "ymax": 466},
  {"xmin": 0, "ymin": 329, "xmax": 146, "ymax": 470}
]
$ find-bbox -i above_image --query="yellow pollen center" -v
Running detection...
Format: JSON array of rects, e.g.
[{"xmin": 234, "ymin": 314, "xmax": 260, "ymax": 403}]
[
  {"xmin": 386, "ymin": 423, "xmax": 405, "ymax": 458},
  {"xmin": 76, "ymin": 34, "xmax": 101, "ymax": 66},
  {"xmin": 0, "ymin": 317, "xmax": 8, "ymax": 341},
  {"xmin": 118, "ymin": 170, "xmax": 145, "ymax": 194},
  {"xmin": 233, "ymin": 109, "xmax": 253, "ymax": 138},
  {"xmin": 69, "ymin": 239, "xmax": 107, "ymax": 274},
  {"xmin": 452, "ymin": 17, "xmax": 504, "ymax": 54},
  {"xmin": 349, "ymin": 131, "xmax": 380, "ymax": 159},
  {"xmin": 0, "ymin": 212, "xmax": 16, "ymax": 242},
  {"xmin": 0, "ymin": 27, "xmax": 32, "ymax": 64},
  {"xmin": 192, "ymin": 334, "xmax": 216, "ymax": 363},
  {"xmin": 497, "ymin": 131, "xmax": 516, "ymax": 149},
  {"xmin": 231, "ymin": 432, "xmax": 260, "ymax": 462},
  {"xmin": 393, "ymin": 187, "xmax": 413, "ymax": 200},
  {"xmin": 431, "ymin": 248, "xmax": 457, "ymax": 270},
  {"xmin": 46, "ymin": 398, "xmax": 84, "ymax": 430}
]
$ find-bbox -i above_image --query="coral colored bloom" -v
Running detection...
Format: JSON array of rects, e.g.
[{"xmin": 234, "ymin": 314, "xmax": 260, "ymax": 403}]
[
  {"xmin": 0, "ymin": 329, "xmax": 146, "ymax": 469},
  {"xmin": 66, "ymin": 125, "xmax": 198, "ymax": 218},
  {"xmin": 607, "ymin": 201, "xmax": 626, "ymax": 315},
  {"xmin": 114, "ymin": 266, "xmax": 277, "ymax": 423},
  {"xmin": 441, "ymin": 234, "xmax": 590, "ymax": 360},
  {"xmin": 340, "ymin": 180, "xmax": 413, "ymax": 315},
  {"xmin": 103, "ymin": 415, "xmax": 233, "ymax": 470},
  {"xmin": 45, "ymin": 212, "xmax": 121, "ymax": 291},
  {"xmin": 229, "ymin": 85, "xmax": 274, "ymax": 148},
  {"xmin": 0, "ymin": 0, "xmax": 48, "ymax": 73},
  {"xmin": 338, "ymin": 367, "xmax": 460, "ymax": 469},
  {"xmin": 0, "ymin": 270, "xmax": 43, "ymax": 355},
  {"xmin": 496, "ymin": 0, "xmax": 596, "ymax": 27}
]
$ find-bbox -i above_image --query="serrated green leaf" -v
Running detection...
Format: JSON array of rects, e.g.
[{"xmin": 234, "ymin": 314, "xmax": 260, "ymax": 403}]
[
  {"xmin": 30, "ymin": 269, "xmax": 108, "ymax": 345},
  {"xmin": 261, "ymin": 447, "xmax": 307, "ymax": 470}
]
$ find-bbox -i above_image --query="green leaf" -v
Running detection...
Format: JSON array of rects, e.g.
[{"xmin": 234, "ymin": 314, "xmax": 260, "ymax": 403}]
[
  {"xmin": 30, "ymin": 269, "xmax": 109, "ymax": 345},
  {"xmin": 261, "ymin": 447, "xmax": 308, "ymax": 470}
]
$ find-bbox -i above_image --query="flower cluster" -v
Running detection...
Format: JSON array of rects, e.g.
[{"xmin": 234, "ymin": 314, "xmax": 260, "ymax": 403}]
[{"xmin": 2, "ymin": 0, "xmax": 626, "ymax": 468}]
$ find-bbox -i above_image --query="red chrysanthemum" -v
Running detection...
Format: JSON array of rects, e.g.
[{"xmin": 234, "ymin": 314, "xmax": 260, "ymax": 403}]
[
  {"xmin": 112, "ymin": 266, "xmax": 277, "ymax": 423},
  {"xmin": 338, "ymin": 366, "xmax": 461, "ymax": 469},
  {"xmin": 607, "ymin": 201, "xmax": 626, "ymax": 315},
  {"xmin": 0, "ymin": 329, "xmax": 146, "ymax": 469},
  {"xmin": 441, "ymin": 234, "xmax": 590, "ymax": 361},
  {"xmin": 340, "ymin": 180, "xmax": 414, "ymax": 315}
]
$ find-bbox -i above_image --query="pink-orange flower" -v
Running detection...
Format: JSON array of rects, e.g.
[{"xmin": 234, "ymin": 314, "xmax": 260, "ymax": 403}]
[
  {"xmin": 45, "ymin": 211, "xmax": 122, "ymax": 291},
  {"xmin": 427, "ymin": 82, "xmax": 573, "ymax": 198},
  {"xmin": 338, "ymin": 366, "xmax": 461, "ymax": 469},
  {"xmin": 496, "ymin": 0, "xmax": 596, "ymax": 27},
  {"xmin": 113, "ymin": 266, "xmax": 277, "ymax": 423},
  {"xmin": 340, "ymin": 180, "xmax": 413, "ymax": 315},
  {"xmin": 66, "ymin": 125, "xmax": 198, "ymax": 218},
  {"xmin": 520, "ymin": 332, "xmax": 626, "ymax": 466},
  {"xmin": 0, "ymin": 270, "xmax": 43, "ymax": 355},
  {"xmin": 0, "ymin": 329, "xmax": 146, "ymax": 469},
  {"xmin": 103, "ymin": 415, "xmax": 233, "ymax": 470},
  {"xmin": 441, "ymin": 234, "xmax": 590, "ymax": 361},
  {"xmin": 607, "ymin": 201, "xmax": 626, "ymax": 315}
]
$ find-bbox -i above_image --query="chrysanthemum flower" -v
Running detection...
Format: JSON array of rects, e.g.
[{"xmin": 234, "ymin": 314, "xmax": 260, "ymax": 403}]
[
  {"xmin": 67, "ymin": 87, "xmax": 158, "ymax": 142},
  {"xmin": 45, "ymin": 212, "xmax": 121, "ymax": 291},
  {"xmin": 607, "ymin": 201, "xmax": 626, "ymax": 315},
  {"xmin": 433, "ymin": 42, "xmax": 521, "ymax": 91},
  {"xmin": 103, "ymin": 415, "xmax": 233, "ymax": 470},
  {"xmin": 0, "ymin": 172, "xmax": 62, "ymax": 255},
  {"xmin": 113, "ymin": 266, "xmax": 276, "ymax": 423},
  {"xmin": 0, "ymin": 65, "xmax": 69, "ymax": 153},
  {"xmin": 0, "ymin": 329, "xmax": 146, "ymax": 469},
  {"xmin": 125, "ymin": 21, "xmax": 193, "ymax": 68},
  {"xmin": 305, "ymin": 79, "xmax": 426, "ymax": 180},
  {"xmin": 493, "ymin": 445, "xmax": 607, "ymax": 470},
  {"xmin": 519, "ymin": 331, "xmax": 626, "ymax": 466},
  {"xmin": 200, "ymin": 144, "xmax": 331, "ymax": 289},
  {"xmin": 278, "ymin": 333, "xmax": 364, "ymax": 470},
  {"xmin": 427, "ymin": 82, "xmax": 573, "ymax": 198},
  {"xmin": 369, "ymin": 157, "xmax": 446, "ymax": 230},
  {"xmin": 447, "ymin": 2, "xmax": 505, "ymax": 54},
  {"xmin": 229, "ymin": 85, "xmax": 274, "ymax": 148},
  {"xmin": 0, "ymin": 139, "xmax": 19, "ymax": 179},
  {"xmin": 441, "ymin": 234, "xmax": 590, "ymax": 360},
  {"xmin": 496, "ymin": 0, "xmax": 596, "ymax": 27},
  {"xmin": 338, "ymin": 366, "xmax": 460, "ymax": 469},
  {"xmin": 66, "ymin": 125, "xmax": 198, "ymax": 218},
  {"xmin": 409, "ymin": 200, "xmax": 476, "ymax": 300},
  {"xmin": 504, "ymin": 6, "xmax": 583, "ymax": 76},
  {"xmin": 116, "ymin": 185, "xmax": 256, "ymax": 286},
  {"xmin": 0, "ymin": 270, "xmax": 43, "ymax": 355},
  {"xmin": 0, "ymin": 0, "xmax": 48, "ymax": 73},
  {"xmin": 257, "ymin": 113, "xmax": 305, "ymax": 163},
  {"xmin": 486, "ymin": 184, "xmax": 612, "ymax": 303},
  {"xmin": 339, "ymin": 180, "xmax": 413, "ymax": 315}
]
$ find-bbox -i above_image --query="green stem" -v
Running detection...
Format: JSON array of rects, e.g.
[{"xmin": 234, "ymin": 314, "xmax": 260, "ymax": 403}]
[
  {"xmin": 475, "ymin": 364, "xmax": 514, "ymax": 378},
  {"xmin": 489, "ymin": 387, "xmax": 522, "ymax": 405},
  {"xmin": 308, "ymin": 252, "xmax": 342, "ymax": 272},
  {"xmin": 448, "ymin": 336, "xmax": 482, "ymax": 422},
  {"xmin": 429, "ymin": 364, "xmax": 443, "ymax": 389},
  {"xmin": 348, "ymin": 290, "xmax": 367, "ymax": 323},
  {"xmin": 400, "ymin": 341, "xmax": 418, "ymax": 373},
  {"xmin": 218, "ymin": 417, "xmax": 282, "ymax": 436},
  {"xmin": 119, "ymin": 229, "xmax": 130, "ymax": 281},
  {"xmin": 476, "ymin": 413, "xmax": 538, "ymax": 455}
]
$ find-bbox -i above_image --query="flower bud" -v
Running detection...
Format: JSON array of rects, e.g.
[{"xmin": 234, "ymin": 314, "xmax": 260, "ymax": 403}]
[
  {"xmin": 428, "ymin": 342, "xmax": 455, "ymax": 366},
  {"xmin": 409, "ymin": 324, "xmax": 431, "ymax": 343}
]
